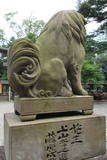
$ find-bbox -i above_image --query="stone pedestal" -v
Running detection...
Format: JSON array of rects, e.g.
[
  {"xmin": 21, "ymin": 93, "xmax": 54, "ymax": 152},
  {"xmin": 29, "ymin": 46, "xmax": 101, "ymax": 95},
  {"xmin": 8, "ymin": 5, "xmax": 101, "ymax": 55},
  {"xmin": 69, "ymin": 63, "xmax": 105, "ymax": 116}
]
[
  {"xmin": 14, "ymin": 96, "xmax": 93, "ymax": 121},
  {"xmin": 4, "ymin": 113, "xmax": 106, "ymax": 160}
]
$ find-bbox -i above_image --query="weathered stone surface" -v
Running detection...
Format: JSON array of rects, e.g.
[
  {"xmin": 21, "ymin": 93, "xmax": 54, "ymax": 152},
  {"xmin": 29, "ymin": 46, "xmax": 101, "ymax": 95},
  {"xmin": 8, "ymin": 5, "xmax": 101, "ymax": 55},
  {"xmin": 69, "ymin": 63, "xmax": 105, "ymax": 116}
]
[
  {"xmin": 4, "ymin": 113, "xmax": 106, "ymax": 160},
  {"xmin": 1, "ymin": 146, "xmax": 107, "ymax": 160},
  {"xmin": 88, "ymin": 154, "xmax": 107, "ymax": 160},
  {"xmin": 14, "ymin": 96, "xmax": 93, "ymax": 121},
  {"xmin": 7, "ymin": 11, "xmax": 88, "ymax": 98},
  {"xmin": 0, "ymin": 146, "xmax": 6, "ymax": 160}
]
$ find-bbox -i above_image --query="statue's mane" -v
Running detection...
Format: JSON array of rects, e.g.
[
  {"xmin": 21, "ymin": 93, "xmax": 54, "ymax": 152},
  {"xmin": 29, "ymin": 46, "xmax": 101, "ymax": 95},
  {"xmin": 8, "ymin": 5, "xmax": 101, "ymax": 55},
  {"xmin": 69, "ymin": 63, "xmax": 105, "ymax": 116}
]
[{"xmin": 41, "ymin": 10, "xmax": 86, "ymax": 46}]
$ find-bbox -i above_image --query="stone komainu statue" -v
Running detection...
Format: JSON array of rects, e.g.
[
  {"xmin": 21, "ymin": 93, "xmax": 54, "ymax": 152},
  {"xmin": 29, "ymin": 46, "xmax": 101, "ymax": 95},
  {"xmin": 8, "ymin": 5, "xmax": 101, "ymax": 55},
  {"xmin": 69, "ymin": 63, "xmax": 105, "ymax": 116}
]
[{"xmin": 7, "ymin": 10, "xmax": 88, "ymax": 97}]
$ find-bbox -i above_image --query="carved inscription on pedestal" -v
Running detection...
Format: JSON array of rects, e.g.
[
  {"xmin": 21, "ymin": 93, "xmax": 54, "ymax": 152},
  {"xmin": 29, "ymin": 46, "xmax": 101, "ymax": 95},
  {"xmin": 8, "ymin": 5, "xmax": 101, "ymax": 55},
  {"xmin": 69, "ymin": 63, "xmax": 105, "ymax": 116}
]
[{"xmin": 45, "ymin": 123, "xmax": 83, "ymax": 160}]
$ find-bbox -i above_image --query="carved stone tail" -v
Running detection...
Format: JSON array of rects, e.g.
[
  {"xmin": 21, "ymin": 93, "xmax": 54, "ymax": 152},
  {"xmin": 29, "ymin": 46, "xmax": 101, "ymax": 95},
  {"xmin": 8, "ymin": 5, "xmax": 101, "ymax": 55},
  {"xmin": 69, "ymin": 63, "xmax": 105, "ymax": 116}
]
[{"xmin": 7, "ymin": 38, "xmax": 41, "ymax": 97}]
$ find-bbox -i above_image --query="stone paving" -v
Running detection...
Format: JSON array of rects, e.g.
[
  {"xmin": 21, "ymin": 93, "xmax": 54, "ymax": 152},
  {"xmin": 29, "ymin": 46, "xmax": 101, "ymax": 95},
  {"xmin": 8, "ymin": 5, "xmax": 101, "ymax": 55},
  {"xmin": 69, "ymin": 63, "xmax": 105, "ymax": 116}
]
[
  {"xmin": 0, "ymin": 101, "xmax": 14, "ymax": 146},
  {"xmin": 0, "ymin": 100, "xmax": 107, "ymax": 146}
]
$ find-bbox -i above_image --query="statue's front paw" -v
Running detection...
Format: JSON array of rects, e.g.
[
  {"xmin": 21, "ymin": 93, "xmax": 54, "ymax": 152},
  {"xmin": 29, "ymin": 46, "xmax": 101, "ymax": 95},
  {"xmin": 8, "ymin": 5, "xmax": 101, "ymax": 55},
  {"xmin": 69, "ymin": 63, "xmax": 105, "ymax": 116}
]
[
  {"xmin": 81, "ymin": 89, "xmax": 88, "ymax": 95},
  {"xmin": 76, "ymin": 89, "xmax": 88, "ymax": 95},
  {"xmin": 37, "ymin": 90, "xmax": 52, "ymax": 97},
  {"xmin": 45, "ymin": 90, "xmax": 52, "ymax": 97}
]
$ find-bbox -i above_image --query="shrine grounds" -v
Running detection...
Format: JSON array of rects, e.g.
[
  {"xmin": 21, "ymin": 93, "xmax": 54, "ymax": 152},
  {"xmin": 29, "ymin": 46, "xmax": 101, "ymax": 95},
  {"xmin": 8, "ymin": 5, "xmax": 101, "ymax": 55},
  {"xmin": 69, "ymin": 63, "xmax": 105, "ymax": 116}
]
[{"xmin": 0, "ymin": 100, "xmax": 107, "ymax": 147}]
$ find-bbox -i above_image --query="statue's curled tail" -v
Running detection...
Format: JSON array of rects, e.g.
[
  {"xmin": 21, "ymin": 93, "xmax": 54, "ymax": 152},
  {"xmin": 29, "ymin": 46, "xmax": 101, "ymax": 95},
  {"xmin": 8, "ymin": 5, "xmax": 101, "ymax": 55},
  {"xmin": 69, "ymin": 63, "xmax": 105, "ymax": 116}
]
[{"xmin": 7, "ymin": 38, "xmax": 41, "ymax": 97}]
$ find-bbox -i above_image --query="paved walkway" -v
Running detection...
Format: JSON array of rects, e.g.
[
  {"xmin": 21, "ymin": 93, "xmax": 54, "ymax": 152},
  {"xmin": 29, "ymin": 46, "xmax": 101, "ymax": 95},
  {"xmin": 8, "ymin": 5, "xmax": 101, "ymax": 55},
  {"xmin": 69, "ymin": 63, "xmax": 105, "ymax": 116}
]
[
  {"xmin": 0, "ymin": 101, "xmax": 14, "ymax": 146},
  {"xmin": 0, "ymin": 100, "xmax": 107, "ymax": 146}
]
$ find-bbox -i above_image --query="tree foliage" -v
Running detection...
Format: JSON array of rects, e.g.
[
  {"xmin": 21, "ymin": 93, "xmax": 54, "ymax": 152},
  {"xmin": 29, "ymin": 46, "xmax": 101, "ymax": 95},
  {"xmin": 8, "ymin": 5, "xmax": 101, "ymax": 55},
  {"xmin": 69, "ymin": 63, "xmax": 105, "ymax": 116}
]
[
  {"xmin": 78, "ymin": 0, "xmax": 107, "ymax": 22},
  {"xmin": 78, "ymin": 0, "xmax": 107, "ymax": 38},
  {"xmin": 77, "ymin": 0, "xmax": 107, "ymax": 85},
  {"xmin": 4, "ymin": 12, "xmax": 45, "ymax": 42},
  {"xmin": 0, "ymin": 58, "xmax": 7, "ymax": 80},
  {"xmin": 0, "ymin": 29, "xmax": 9, "ymax": 47},
  {"xmin": 82, "ymin": 60, "xmax": 105, "ymax": 84},
  {"xmin": 97, "ymin": 54, "xmax": 107, "ymax": 81},
  {"xmin": 0, "ymin": 12, "xmax": 45, "ymax": 47},
  {"xmin": 82, "ymin": 36, "xmax": 107, "ymax": 85},
  {"xmin": 85, "ymin": 35, "xmax": 107, "ymax": 60},
  {"xmin": 0, "ymin": 12, "xmax": 45, "ymax": 80}
]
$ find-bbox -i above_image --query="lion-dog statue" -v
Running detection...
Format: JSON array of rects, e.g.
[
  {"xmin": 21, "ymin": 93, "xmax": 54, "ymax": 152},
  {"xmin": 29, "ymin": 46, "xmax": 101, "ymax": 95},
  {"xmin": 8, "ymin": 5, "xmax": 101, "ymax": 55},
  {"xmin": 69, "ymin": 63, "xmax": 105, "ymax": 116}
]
[{"xmin": 7, "ymin": 10, "xmax": 88, "ymax": 97}]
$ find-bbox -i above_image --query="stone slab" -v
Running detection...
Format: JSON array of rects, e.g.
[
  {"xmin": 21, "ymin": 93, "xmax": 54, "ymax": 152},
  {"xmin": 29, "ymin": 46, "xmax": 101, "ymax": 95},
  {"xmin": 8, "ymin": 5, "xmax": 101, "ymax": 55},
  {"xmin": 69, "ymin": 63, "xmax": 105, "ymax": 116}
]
[
  {"xmin": 4, "ymin": 113, "xmax": 106, "ymax": 160},
  {"xmin": 1, "ymin": 146, "xmax": 107, "ymax": 160},
  {"xmin": 14, "ymin": 96, "xmax": 93, "ymax": 121}
]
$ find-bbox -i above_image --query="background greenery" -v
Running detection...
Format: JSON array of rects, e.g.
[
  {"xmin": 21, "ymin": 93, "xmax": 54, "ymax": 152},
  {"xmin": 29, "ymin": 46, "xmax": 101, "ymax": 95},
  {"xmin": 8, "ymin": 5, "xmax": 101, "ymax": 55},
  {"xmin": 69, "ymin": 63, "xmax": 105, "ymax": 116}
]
[
  {"xmin": 0, "ymin": 13, "xmax": 45, "ymax": 80},
  {"xmin": 78, "ymin": 0, "xmax": 107, "ymax": 90}
]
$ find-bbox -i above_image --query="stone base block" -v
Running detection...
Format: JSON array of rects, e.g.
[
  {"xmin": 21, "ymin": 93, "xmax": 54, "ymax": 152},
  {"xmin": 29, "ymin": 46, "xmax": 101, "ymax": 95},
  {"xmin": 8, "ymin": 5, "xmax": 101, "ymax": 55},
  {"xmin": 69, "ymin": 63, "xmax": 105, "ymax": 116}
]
[
  {"xmin": 4, "ymin": 113, "xmax": 106, "ymax": 160},
  {"xmin": 14, "ymin": 96, "xmax": 93, "ymax": 121}
]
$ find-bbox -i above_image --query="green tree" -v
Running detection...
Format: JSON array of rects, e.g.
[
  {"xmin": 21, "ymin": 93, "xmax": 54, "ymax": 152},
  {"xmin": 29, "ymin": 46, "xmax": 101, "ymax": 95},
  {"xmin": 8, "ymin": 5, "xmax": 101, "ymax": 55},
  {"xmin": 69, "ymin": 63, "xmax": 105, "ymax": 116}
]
[
  {"xmin": 77, "ymin": 0, "xmax": 107, "ymax": 37},
  {"xmin": 85, "ymin": 35, "xmax": 107, "ymax": 61},
  {"xmin": 97, "ymin": 53, "xmax": 107, "ymax": 81},
  {"xmin": 5, "ymin": 12, "xmax": 45, "ymax": 42},
  {"xmin": 0, "ymin": 57, "xmax": 7, "ymax": 80},
  {"xmin": 0, "ymin": 12, "xmax": 45, "ymax": 81},
  {"xmin": 77, "ymin": 0, "xmax": 107, "ymax": 85},
  {"xmin": 83, "ymin": 35, "xmax": 107, "ymax": 85},
  {"xmin": 78, "ymin": 0, "xmax": 107, "ymax": 21},
  {"xmin": 0, "ymin": 29, "xmax": 9, "ymax": 47},
  {"xmin": 81, "ymin": 60, "xmax": 105, "ymax": 90}
]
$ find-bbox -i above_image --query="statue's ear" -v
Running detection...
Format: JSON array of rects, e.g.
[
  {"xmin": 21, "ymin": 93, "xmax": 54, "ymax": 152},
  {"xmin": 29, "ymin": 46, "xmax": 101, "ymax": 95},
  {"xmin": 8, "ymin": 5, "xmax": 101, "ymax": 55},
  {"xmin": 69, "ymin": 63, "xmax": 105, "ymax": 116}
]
[{"xmin": 7, "ymin": 38, "xmax": 41, "ymax": 97}]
